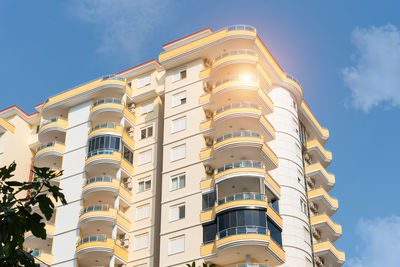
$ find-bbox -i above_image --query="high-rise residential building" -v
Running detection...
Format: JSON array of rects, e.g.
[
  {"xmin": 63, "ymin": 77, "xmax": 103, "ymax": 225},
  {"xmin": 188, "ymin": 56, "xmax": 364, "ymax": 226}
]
[{"xmin": 0, "ymin": 25, "xmax": 345, "ymax": 267}]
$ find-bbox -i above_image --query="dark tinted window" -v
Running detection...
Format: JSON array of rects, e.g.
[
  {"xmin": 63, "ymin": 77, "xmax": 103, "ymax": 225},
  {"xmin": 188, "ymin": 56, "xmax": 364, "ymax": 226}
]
[
  {"xmin": 202, "ymin": 191, "xmax": 216, "ymax": 210},
  {"xmin": 88, "ymin": 135, "xmax": 121, "ymax": 153},
  {"xmin": 203, "ymin": 222, "xmax": 217, "ymax": 243},
  {"xmin": 217, "ymin": 208, "xmax": 266, "ymax": 232},
  {"xmin": 268, "ymin": 217, "xmax": 282, "ymax": 247}
]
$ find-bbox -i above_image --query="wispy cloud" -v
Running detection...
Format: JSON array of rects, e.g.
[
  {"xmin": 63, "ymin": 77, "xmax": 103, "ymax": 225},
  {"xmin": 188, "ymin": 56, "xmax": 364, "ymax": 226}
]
[
  {"xmin": 70, "ymin": 0, "xmax": 170, "ymax": 61},
  {"xmin": 342, "ymin": 24, "xmax": 400, "ymax": 112},
  {"xmin": 347, "ymin": 215, "xmax": 400, "ymax": 267}
]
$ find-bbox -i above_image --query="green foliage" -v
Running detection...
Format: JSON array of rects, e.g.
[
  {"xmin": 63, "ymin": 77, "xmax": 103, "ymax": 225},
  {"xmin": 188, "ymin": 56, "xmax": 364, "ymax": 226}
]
[
  {"xmin": 0, "ymin": 162, "xmax": 66, "ymax": 266},
  {"xmin": 186, "ymin": 262, "xmax": 216, "ymax": 267}
]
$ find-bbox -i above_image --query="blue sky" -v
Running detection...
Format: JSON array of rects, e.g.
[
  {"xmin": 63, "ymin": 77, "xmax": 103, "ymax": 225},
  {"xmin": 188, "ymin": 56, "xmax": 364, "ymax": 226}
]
[{"xmin": 1, "ymin": 1, "xmax": 400, "ymax": 265}]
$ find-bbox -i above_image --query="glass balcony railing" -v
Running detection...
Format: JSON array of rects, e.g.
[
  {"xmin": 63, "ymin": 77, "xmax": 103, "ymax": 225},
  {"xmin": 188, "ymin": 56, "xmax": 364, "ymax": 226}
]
[
  {"xmin": 87, "ymin": 149, "xmax": 114, "ymax": 158},
  {"xmin": 89, "ymin": 123, "xmax": 117, "ymax": 133},
  {"xmin": 40, "ymin": 118, "xmax": 58, "ymax": 127},
  {"xmin": 36, "ymin": 141, "xmax": 63, "ymax": 152},
  {"xmin": 218, "ymin": 192, "xmax": 265, "ymax": 205},
  {"xmin": 85, "ymin": 176, "xmax": 113, "ymax": 185},
  {"xmin": 92, "ymin": 98, "xmax": 122, "ymax": 108},
  {"xmin": 102, "ymin": 75, "xmax": 125, "ymax": 81},
  {"xmin": 215, "ymin": 103, "xmax": 259, "ymax": 115},
  {"xmin": 217, "ymin": 160, "xmax": 263, "ymax": 173},
  {"xmin": 226, "ymin": 25, "xmax": 256, "ymax": 32},
  {"xmin": 214, "ymin": 75, "xmax": 258, "ymax": 88},
  {"xmin": 214, "ymin": 49, "xmax": 256, "ymax": 62},
  {"xmin": 77, "ymin": 234, "xmax": 108, "ymax": 246},
  {"xmin": 218, "ymin": 226, "xmax": 267, "ymax": 239},
  {"xmin": 285, "ymin": 73, "xmax": 302, "ymax": 87},
  {"xmin": 215, "ymin": 131, "xmax": 260, "ymax": 143},
  {"xmin": 80, "ymin": 204, "xmax": 110, "ymax": 215}
]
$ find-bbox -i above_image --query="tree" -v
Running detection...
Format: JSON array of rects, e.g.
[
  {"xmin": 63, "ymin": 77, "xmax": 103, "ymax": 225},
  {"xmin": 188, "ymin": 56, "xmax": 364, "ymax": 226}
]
[
  {"xmin": 0, "ymin": 162, "xmax": 66, "ymax": 266},
  {"xmin": 186, "ymin": 262, "xmax": 216, "ymax": 267}
]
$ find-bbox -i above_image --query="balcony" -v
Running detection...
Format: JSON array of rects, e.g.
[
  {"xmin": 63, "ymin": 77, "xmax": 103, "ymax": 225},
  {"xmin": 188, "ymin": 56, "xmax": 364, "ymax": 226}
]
[
  {"xmin": 313, "ymin": 240, "xmax": 345, "ymax": 266},
  {"xmin": 213, "ymin": 50, "xmax": 257, "ymax": 69},
  {"xmin": 299, "ymin": 101, "xmax": 329, "ymax": 144},
  {"xmin": 311, "ymin": 214, "xmax": 342, "ymax": 242},
  {"xmin": 34, "ymin": 141, "xmax": 65, "ymax": 168},
  {"xmin": 30, "ymin": 250, "xmax": 53, "ymax": 266},
  {"xmin": 82, "ymin": 177, "xmax": 132, "ymax": 204},
  {"xmin": 90, "ymin": 98, "xmax": 123, "ymax": 122},
  {"xmin": 308, "ymin": 188, "xmax": 338, "ymax": 216},
  {"xmin": 84, "ymin": 149, "xmax": 121, "ymax": 171},
  {"xmin": 88, "ymin": 123, "xmax": 123, "ymax": 138},
  {"xmin": 24, "ymin": 224, "xmax": 54, "ymax": 250},
  {"xmin": 215, "ymin": 103, "xmax": 261, "ymax": 121},
  {"xmin": 201, "ymin": 226, "xmax": 285, "ymax": 266},
  {"xmin": 305, "ymin": 162, "xmax": 335, "ymax": 191},
  {"xmin": 79, "ymin": 204, "xmax": 131, "ymax": 232},
  {"xmin": 38, "ymin": 117, "xmax": 68, "ymax": 143},
  {"xmin": 76, "ymin": 235, "xmax": 128, "ymax": 266},
  {"xmin": 306, "ymin": 139, "xmax": 332, "ymax": 167}
]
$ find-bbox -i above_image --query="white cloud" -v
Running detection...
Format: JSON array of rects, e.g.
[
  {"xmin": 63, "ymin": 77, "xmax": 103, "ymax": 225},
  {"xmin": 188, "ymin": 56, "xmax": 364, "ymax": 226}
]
[
  {"xmin": 70, "ymin": 0, "xmax": 170, "ymax": 61},
  {"xmin": 342, "ymin": 24, "xmax": 400, "ymax": 112},
  {"xmin": 347, "ymin": 215, "xmax": 400, "ymax": 267}
]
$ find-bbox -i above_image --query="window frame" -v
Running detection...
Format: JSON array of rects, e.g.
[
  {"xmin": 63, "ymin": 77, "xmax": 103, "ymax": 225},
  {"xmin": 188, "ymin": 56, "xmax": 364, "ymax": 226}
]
[
  {"xmin": 172, "ymin": 90, "xmax": 187, "ymax": 107},
  {"xmin": 170, "ymin": 144, "xmax": 186, "ymax": 162},
  {"xmin": 169, "ymin": 235, "xmax": 185, "ymax": 255},
  {"xmin": 140, "ymin": 125, "xmax": 154, "ymax": 140},
  {"xmin": 134, "ymin": 233, "xmax": 149, "ymax": 250},
  {"xmin": 170, "ymin": 173, "xmax": 186, "ymax": 191},
  {"xmin": 140, "ymin": 101, "xmax": 154, "ymax": 115},
  {"xmin": 138, "ymin": 177, "xmax": 151, "ymax": 193},
  {"xmin": 169, "ymin": 203, "xmax": 185, "ymax": 222},
  {"xmin": 138, "ymin": 149, "xmax": 152, "ymax": 165},
  {"xmin": 171, "ymin": 116, "xmax": 186, "ymax": 133}
]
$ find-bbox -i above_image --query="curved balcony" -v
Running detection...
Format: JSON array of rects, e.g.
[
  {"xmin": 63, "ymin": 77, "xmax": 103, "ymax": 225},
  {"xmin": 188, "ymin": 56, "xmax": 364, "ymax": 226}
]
[
  {"xmin": 213, "ymin": 50, "xmax": 257, "ymax": 69},
  {"xmin": 38, "ymin": 117, "xmax": 68, "ymax": 143},
  {"xmin": 311, "ymin": 214, "xmax": 342, "ymax": 242},
  {"xmin": 308, "ymin": 188, "xmax": 338, "ymax": 216},
  {"xmin": 82, "ymin": 176, "xmax": 119, "ymax": 195},
  {"xmin": 214, "ymin": 131, "xmax": 263, "ymax": 151},
  {"xmin": 76, "ymin": 235, "xmax": 128, "ymax": 266},
  {"xmin": 79, "ymin": 204, "xmax": 117, "ymax": 224},
  {"xmin": 305, "ymin": 162, "xmax": 335, "ymax": 191},
  {"xmin": 215, "ymin": 103, "xmax": 261, "ymax": 121},
  {"xmin": 89, "ymin": 98, "xmax": 123, "ymax": 121},
  {"xmin": 88, "ymin": 123, "xmax": 123, "ymax": 138},
  {"xmin": 300, "ymin": 101, "xmax": 329, "ymax": 144},
  {"xmin": 201, "ymin": 225, "xmax": 285, "ymax": 266},
  {"xmin": 84, "ymin": 149, "xmax": 121, "ymax": 172},
  {"xmin": 313, "ymin": 240, "xmax": 345, "ymax": 266},
  {"xmin": 35, "ymin": 142, "xmax": 65, "ymax": 168},
  {"xmin": 306, "ymin": 139, "xmax": 332, "ymax": 166},
  {"xmin": 42, "ymin": 78, "xmax": 127, "ymax": 119}
]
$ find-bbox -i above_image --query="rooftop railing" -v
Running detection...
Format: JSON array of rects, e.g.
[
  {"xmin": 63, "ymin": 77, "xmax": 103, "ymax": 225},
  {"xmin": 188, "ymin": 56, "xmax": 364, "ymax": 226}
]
[
  {"xmin": 285, "ymin": 73, "xmax": 302, "ymax": 87},
  {"xmin": 218, "ymin": 192, "xmax": 265, "ymax": 205},
  {"xmin": 217, "ymin": 160, "xmax": 263, "ymax": 173},
  {"xmin": 215, "ymin": 131, "xmax": 260, "ymax": 143},
  {"xmin": 226, "ymin": 25, "xmax": 256, "ymax": 32},
  {"xmin": 215, "ymin": 102, "xmax": 259, "ymax": 115}
]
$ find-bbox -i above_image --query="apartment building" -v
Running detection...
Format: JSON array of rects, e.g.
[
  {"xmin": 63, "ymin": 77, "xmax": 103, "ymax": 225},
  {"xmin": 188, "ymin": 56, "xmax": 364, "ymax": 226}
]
[{"xmin": 0, "ymin": 25, "xmax": 344, "ymax": 267}]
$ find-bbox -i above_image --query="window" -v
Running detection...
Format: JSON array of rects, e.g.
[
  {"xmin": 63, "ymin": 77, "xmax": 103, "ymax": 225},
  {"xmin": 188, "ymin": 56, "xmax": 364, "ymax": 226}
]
[
  {"xmin": 171, "ymin": 144, "xmax": 186, "ymax": 161},
  {"xmin": 300, "ymin": 198, "xmax": 308, "ymax": 215},
  {"xmin": 171, "ymin": 116, "xmax": 186, "ymax": 133},
  {"xmin": 141, "ymin": 125, "xmax": 153, "ymax": 139},
  {"xmin": 134, "ymin": 233, "xmax": 148, "ymax": 250},
  {"xmin": 170, "ymin": 203, "xmax": 185, "ymax": 221},
  {"xmin": 202, "ymin": 191, "xmax": 216, "ymax": 210},
  {"xmin": 137, "ymin": 74, "xmax": 151, "ymax": 88},
  {"xmin": 88, "ymin": 135, "xmax": 120, "ymax": 153},
  {"xmin": 140, "ymin": 101, "xmax": 154, "ymax": 115},
  {"xmin": 169, "ymin": 235, "xmax": 185, "ymax": 255},
  {"xmin": 138, "ymin": 178, "xmax": 151, "ymax": 192},
  {"xmin": 172, "ymin": 91, "xmax": 187, "ymax": 107},
  {"xmin": 268, "ymin": 217, "xmax": 283, "ymax": 247},
  {"xmin": 136, "ymin": 204, "xmax": 150, "ymax": 220},
  {"xmin": 122, "ymin": 145, "xmax": 133, "ymax": 164},
  {"xmin": 172, "ymin": 68, "xmax": 187, "ymax": 82},
  {"xmin": 138, "ymin": 149, "xmax": 152, "ymax": 164},
  {"xmin": 203, "ymin": 222, "xmax": 217, "ymax": 243},
  {"xmin": 171, "ymin": 173, "xmax": 186, "ymax": 190}
]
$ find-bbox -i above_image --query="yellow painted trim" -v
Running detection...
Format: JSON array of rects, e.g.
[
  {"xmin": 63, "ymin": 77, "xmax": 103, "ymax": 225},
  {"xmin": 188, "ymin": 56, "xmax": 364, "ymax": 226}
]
[
  {"xmin": 76, "ymin": 237, "xmax": 114, "ymax": 250},
  {"xmin": 214, "ymin": 53, "xmax": 258, "ymax": 67},
  {"xmin": 35, "ymin": 143, "xmax": 65, "ymax": 158},
  {"xmin": 214, "ymin": 135, "xmax": 263, "ymax": 150},
  {"xmin": 123, "ymin": 107, "xmax": 136, "ymax": 124},
  {"xmin": 257, "ymin": 88, "xmax": 274, "ymax": 112},
  {"xmin": 159, "ymin": 28, "xmax": 256, "ymax": 62},
  {"xmin": 85, "ymin": 151, "xmax": 122, "ymax": 165},
  {"xmin": 79, "ymin": 208, "xmax": 117, "ymax": 222},
  {"xmin": 88, "ymin": 125, "xmax": 123, "ymax": 138},
  {"xmin": 114, "ymin": 243, "xmax": 129, "ymax": 261},
  {"xmin": 200, "ymin": 119, "xmax": 212, "ymax": 131},
  {"xmin": 200, "ymin": 67, "xmax": 212, "ymax": 79},
  {"xmin": 44, "ymin": 79, "xmax": 126, "ymax": 110},
  {"xmin": 214, "ymin": 106, "xmax": 261, "ymax": 121},
  {"xmin": 121, "ymin": 158, "xmax": 134, "ymax": 174},
  {"xmin": 262, "ymin": 143, "xmax": 278, "ymax": 168},
  {"xmin": 36, "ymin": 251, "xmax": 53, "ymax": 264},
  {"xmin": 308, "ymin": 188, "xmax": 338, "ymax": 209},
  {"xmin": 122, "ymin": 131, "xmax": 135, "ymax": 148},
  {"xmin": 82, "ymin": 179, "xmax": 119, "ymax": 193},
  {"xmin": 117, "ymin": 213, "xmax": 131, "ymax": 231},
  {"xmin": 200, "ymin": 147, "xmax": 213, "ymax": 160},
  {"xmin": 200, "ymin": 178, "xmax": 213, "ymax": 190},
  {"xmin": 213, "ymin": 80, "xmax": 259, "ymax": 95},
  {"xmin": 215, "ymin": 166, "xmax": 263, "ymax": 180},
  {"xmin": 200, "ymin": 207, "xmax": 215, "ymax": 222},
  {"xmin": 216, "ymin": 232, "xmax": 269, "ymax": 247},
  {"xmin": 90, "ymin": 102, "xmax": 123, "ymax": 115},
  {"xmin": 39, "ymin": 118, "xmax": 68, "ymax": 132},
  {"xmin": 269, "ymin": 238, "xmax": 286, "ymax": 261},
  {"xmin": 119, "ymin": 185, "xmax": 133, "ymax": 202},
  {"xmin": 305, "ymin": 162, "xmax": 335, "ymax": 185},
  {"xmin": 307, "ymin": 139, "xmax": 332, "ymax": 162},
  {"xmin": 311, "ymin": 214, "xmax": 342, "ymax": 235},
  {"xmin": 265, "ymin": 172, "xmax": 280, "ymax": 195},
  {"xmin": 259, "ymin": 114, "xmax": 275, "ymax": 138},
  {"xmin": 199, "ymin": 94, "xmax": 212, "ymax": 105},
  {"xmin": 301, "ymin": 101, "xmax": 329, "ymax": 139},
  {"xmin": 314, "ymin": 240, "xmax": 345, "ymax": 262},
  {"xmin": 200, "ymin": 242, "xmax": 215, "ymax": 256},
  {"xmin": 267, "ymin": 205, "xmax": 283, "ymax": 227},
  {"xmin": 256, "ymin": 62, "xmax": 272, "ymax": 86},
  {"xmin": 0, "ymin": 118, "xmax": 15, "ymax": 133}
]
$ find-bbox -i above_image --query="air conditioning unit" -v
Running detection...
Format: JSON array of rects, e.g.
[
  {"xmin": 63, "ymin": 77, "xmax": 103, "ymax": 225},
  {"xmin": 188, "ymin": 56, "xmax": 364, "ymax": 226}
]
[
  {"xmin": 304, "ymin": 153, "xmax": 312, "ymax": 163},
  {"xmin": 128, "ymin": 103, "xmax": 136, "ymax": 113},
  {"xmin": 205, "ymin": 165, "xmax": 214, "ymax": 175},
  {"xmin": 120, "ymin": 240, "xmax": 130, "ymax": 248},
  {"xmin": 205, "ymin": 110, "xmax": 213, "ymax": 119},
  {"xmin": 314, "ymin": 256, "xmax": 324, "ymax": 267},
  {"xmin": 203, "ymin": 82, "xmax": 212, "ymax": 92},
  {"xmin": 312, "ymin": 228, "xmax": 321, "ymax": 240},
  {"xmin": 306, "ymin": 176, "xmax": 315, "ymax": 188},
  {"xmin": 203, "ymin": 58, "xmax": 212, "ymax": 68},
  {"xmin": 119, "ymin": 234, "xmax": 127, "ymax": 240},
  {"xmin": 205, "ymin": 137, "xmax": 214, "ymax": 147},
  {"xmin": 310, "ymin": 201, "xmax": 318, "ymax": 213}
]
